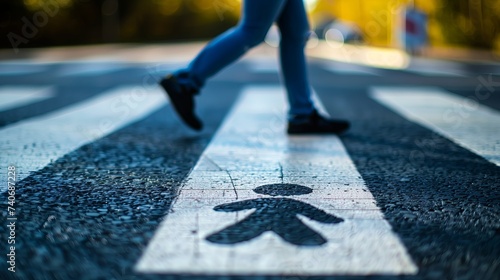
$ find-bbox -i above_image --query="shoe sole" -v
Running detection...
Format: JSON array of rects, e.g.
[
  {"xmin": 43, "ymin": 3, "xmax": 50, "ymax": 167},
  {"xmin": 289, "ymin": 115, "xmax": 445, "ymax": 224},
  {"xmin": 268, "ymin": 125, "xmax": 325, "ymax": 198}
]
[{"xmin": 287, "ymin": 124, "xmax": 350, "ymax": 135}]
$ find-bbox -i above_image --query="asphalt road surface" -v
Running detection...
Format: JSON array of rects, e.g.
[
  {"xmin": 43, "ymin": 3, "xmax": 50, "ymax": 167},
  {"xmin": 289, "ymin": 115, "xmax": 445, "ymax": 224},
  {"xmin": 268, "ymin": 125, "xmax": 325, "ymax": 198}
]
[{"xmin": 0, "ymin": 45, "xmax": 499, "ymax": 280}]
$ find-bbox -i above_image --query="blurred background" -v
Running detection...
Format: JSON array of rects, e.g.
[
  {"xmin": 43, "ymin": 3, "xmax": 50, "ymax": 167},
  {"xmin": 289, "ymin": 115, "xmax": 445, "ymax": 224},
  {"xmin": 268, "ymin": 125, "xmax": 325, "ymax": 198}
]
[{"xmin": 1, "ymin": 0, "xmax": 500, "ymax": 56}]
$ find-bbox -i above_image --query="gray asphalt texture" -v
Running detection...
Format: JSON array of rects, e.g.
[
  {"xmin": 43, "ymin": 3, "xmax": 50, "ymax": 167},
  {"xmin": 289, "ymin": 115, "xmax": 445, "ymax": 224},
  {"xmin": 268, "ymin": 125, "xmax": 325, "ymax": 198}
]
[{"xmin": 0, "ymin": 56, "xmax": 499, "ymax": 280}]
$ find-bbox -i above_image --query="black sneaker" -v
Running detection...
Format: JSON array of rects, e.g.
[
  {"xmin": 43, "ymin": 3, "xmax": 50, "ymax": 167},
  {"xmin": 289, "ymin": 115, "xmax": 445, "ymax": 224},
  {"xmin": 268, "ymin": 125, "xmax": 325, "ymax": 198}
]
[
  {"xmin": 160, "ymin": 74, "xmax": 203, "ymax": 131},
  {"xmin": 287, "ymin": 110, "xmax": 349, "ymax": 135}
]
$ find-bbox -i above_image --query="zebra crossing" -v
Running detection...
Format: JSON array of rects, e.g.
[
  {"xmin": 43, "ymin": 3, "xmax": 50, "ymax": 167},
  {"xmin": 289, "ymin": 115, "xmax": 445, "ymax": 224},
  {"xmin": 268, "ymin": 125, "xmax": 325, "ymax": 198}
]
[
  {"xmin": 0, "ymin": 58, "xmax": 493, "ymax": 78},
  {"xmin": 371, "ymin": 87, "xmax": 500, "ymax": 166},
  {"xmin": 56, "ymin": 63, "xmax": 129, "ymax": 77},
  {"xmin": 247, "ymin": 58, "xmax": 471, "ymax": 77},
  {"xmin": 0, "ymin": 58, "xmax": 499, "ymax": 279},
  {"xmin": 136, "ymin": 86, "xmax": 418, "ymax": 275},
  {"xmin": 0, "ymin": 86, "xmax": 54, "ymax": 112},
  {"xmin": 318, "ymin": 59, "xmax": 491, "ymax": 77},
  {"xmin": 0, "ymin": 86, "xmax": 167, "ymax": 192},
  {"xmin": 321, "ymin": 62, "xmax": 381, "ymax": 76},
  {"xmin": 0, "ymin": 63, "xmax": 48, "ymax": 76}
]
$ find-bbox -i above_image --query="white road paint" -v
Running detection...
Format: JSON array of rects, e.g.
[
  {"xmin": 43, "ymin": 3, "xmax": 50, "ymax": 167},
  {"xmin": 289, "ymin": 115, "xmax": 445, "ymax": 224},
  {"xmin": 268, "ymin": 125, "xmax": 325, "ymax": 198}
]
[
  {"xmin": 371, "ymin": 87, "xmax": 500, "ymax": 166},
  {"xmin": 0, "ymin": 64, "xmax": 48, "ymax": 75},
  {"xmin": 405, "ymin": 67, "xmax": 466, "ymax": 77},
  {"xmin": 0, "ymin": 86, "xmax": 54, "ymax": 112},
  {"xmin": 246, "ymin": 58, "xmax": 280, "ymax": 73},
  {"xmin": 136, "ymin": 86, "xmax": 418, "ymax": 276},
  {"xmin": 0, "ymin": 85, "xmax": 167, "ymax": 192},
  {"xmin": 405, "ymin": 60, "xmax": 466, "ymax": 77},
  {"xmin": 322, "ymin": 62, "xmax": 379, "ymax": 76},
  {"xmin": 57, "ymin": 63, "xmax": 126, "ymax": 76}
]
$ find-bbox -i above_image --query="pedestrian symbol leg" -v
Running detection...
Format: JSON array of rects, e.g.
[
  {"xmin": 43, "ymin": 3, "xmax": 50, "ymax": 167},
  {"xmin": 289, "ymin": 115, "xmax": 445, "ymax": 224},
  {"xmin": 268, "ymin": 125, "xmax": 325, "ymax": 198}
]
[{"xmin": 206, "ymin": 215, "xmax": 269, "ymax": 244}]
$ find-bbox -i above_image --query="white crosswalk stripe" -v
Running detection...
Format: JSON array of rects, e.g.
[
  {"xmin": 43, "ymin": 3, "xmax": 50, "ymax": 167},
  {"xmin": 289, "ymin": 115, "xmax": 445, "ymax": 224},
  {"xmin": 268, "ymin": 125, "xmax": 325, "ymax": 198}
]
[
  {"xmin": 136, "ymin": 86, "xmax": 418, "ymax": 276},
  {"xmin": 57, "ymin": 63, "xmax": 127, "ymax": 77},
  {"xmin": 0, "ymin": 63, "xmax": 48, "ymax": 76},
  {"xmin": 371, "ymin": 87, "xmax": 500, "ymax": 166},
  {"xmin": 0, "ymin": 85, "xmax": 167, "ymax": 192},
  {"xmin": 322, "ymin": 62, "xmax": 380, "ymax": 76},
  {"xmin": 405, "ymin": 68, "xmax": 466, "ymax": 77},
  {"xmin": 246, "ymin": 58, "xmax": 280, "ymax": 73},
  {"xmin": 405, "ymin": 59, "xmax": 467, "ymax": 77},
  {"xmin": 0, "ymin": 86, "xmax": 54, "ymax": 112}
]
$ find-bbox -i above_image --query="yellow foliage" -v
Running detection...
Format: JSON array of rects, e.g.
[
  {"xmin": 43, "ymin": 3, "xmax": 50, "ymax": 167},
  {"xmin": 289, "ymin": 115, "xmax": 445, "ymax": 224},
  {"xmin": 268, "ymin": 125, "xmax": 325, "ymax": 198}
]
[
  {"xmin": 23, "ymin": 0, "xmax": 72, "ymax": 11},
  {"xmin": 156, "ymin": 0, "xmax": 181, "ymax": 16},
  {"xmin": 311, "ymin": 0, "xmax": 499, "ymax": 50}
]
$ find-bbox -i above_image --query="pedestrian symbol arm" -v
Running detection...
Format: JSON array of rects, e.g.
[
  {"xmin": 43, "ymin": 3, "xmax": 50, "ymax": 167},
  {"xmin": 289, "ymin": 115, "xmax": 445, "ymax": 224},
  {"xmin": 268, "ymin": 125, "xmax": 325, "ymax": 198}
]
[
  {"xmin": 213, "ymin": 200, "xmax": 256, "ymax": 212},
  {"xmin": 298, "ymin": 202, "xmax": 344, "ymax": 224}
]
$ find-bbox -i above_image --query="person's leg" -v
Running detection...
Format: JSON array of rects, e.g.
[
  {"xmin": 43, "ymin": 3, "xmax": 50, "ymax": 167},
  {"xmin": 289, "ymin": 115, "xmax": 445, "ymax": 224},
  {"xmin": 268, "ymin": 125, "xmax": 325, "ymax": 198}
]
[
  {"xmin": 175, "ymin": 0, "xmax": 287, "ymax": 92},
  {"xmin": 162, "ymin": 0, "xmax": 286, "ymax": 130},
  {"xmin": 276, "ymin": 0, "xmax": 314, "ymax": 117},
  {"xmin": 277, "ymin": 0, "xmax": 350, "ymax": 134}
]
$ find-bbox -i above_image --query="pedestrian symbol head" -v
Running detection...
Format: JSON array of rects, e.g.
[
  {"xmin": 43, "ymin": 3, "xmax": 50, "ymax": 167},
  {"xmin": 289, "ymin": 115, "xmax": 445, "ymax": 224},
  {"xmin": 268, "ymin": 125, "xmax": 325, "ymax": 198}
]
[{"xmin": 253, "ymin": 183, "xmax": 312, "ymax": 196}]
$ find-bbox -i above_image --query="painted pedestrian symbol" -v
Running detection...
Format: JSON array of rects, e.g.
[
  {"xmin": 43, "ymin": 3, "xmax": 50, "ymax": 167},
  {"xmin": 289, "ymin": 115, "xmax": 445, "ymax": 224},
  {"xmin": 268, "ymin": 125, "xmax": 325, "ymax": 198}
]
[{"xmin": 206, "ymin": 183, "xmax": 344, "ymax": 246}]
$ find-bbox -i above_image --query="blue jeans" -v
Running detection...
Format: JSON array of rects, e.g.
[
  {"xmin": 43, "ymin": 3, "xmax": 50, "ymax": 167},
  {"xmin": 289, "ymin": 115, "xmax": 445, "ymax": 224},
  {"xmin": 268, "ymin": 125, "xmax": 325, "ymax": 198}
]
[{"xmin": 175, "ymin": 0, "xmax": 314, "ymax": 116}]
